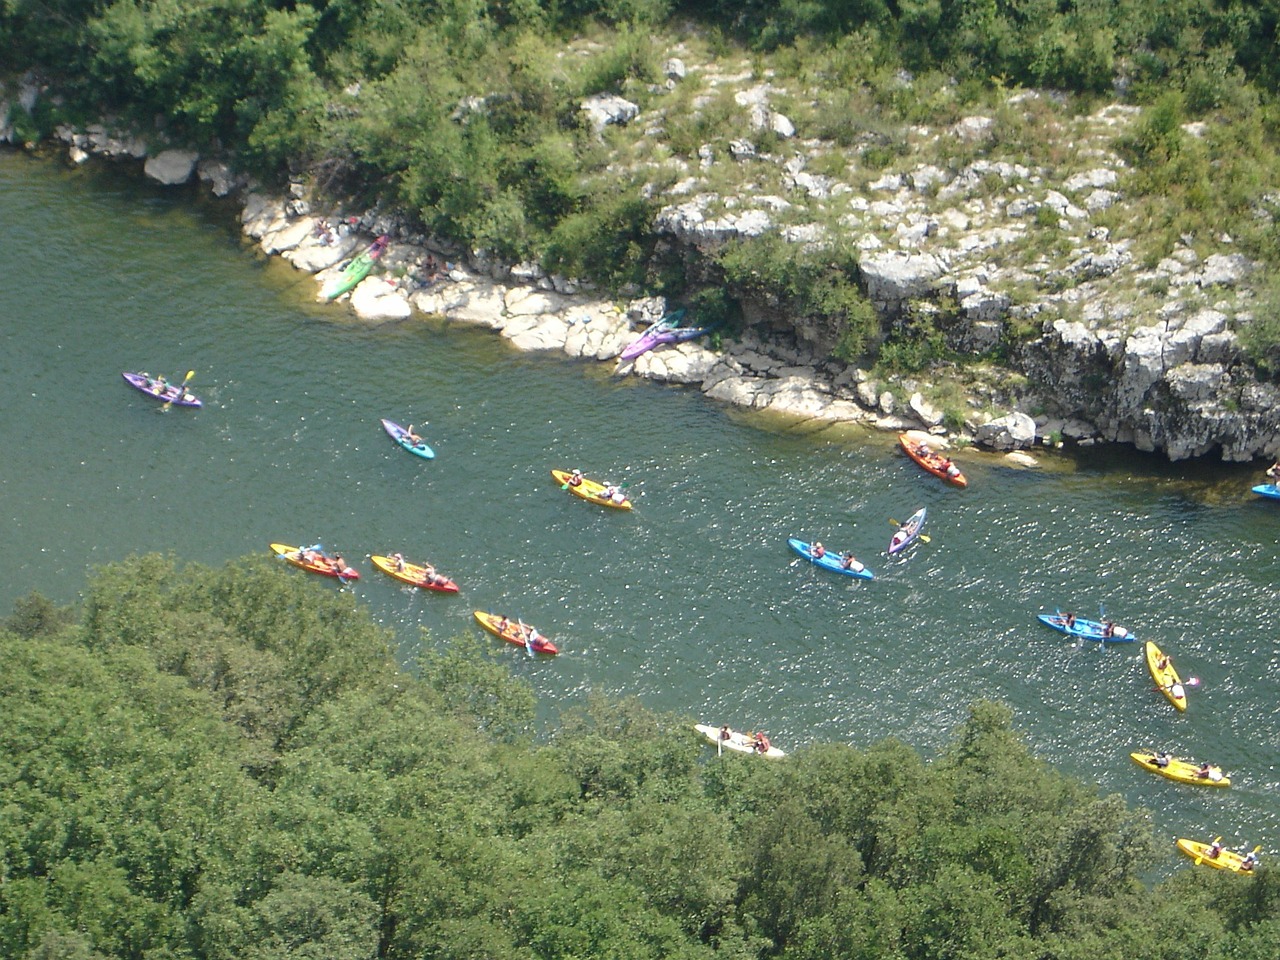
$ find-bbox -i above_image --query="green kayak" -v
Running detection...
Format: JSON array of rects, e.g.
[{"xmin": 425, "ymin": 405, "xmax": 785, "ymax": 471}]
[{"xmin": 321, "ymin": 234, "xmax": 389, "ymax": 300}]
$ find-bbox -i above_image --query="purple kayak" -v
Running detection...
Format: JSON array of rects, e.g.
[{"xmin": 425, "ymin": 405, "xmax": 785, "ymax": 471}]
[
  {"xmin": 619, "ymin": 309, "xmax": 696, "ymax": 362},
  {"xmin": 121, "ymin": 372, "xmax": 202, "ymax": 408}
]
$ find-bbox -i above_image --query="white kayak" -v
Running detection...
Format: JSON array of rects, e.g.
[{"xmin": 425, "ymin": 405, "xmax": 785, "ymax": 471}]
[{"xmin": 694, "ymin": 723, "xmax": 787, "ymax": 758}]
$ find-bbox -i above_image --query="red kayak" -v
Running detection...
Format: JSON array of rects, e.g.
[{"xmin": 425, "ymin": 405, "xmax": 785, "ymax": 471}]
[{"xmin": 900, "ymin": 433, "xmax": 967, "ymax": 487}]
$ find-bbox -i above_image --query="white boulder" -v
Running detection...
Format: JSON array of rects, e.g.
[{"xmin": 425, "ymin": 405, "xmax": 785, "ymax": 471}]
[{"xmin": 144, "ymin": 149, "xmax": 199, "ymax": 185}]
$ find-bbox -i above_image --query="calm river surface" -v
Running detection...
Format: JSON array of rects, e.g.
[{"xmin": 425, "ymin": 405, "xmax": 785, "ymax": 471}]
[{"xmin": 2, "ymin": 150, "xmax": 1277, "ymax": 869}]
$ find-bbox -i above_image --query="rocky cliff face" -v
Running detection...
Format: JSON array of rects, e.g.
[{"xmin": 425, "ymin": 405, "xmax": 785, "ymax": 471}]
[{"xmin": 8, "ymin": 64, "xmax": 1280, "ymax": 462}]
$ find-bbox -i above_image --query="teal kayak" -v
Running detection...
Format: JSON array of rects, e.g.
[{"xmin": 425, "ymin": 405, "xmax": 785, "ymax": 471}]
[
  {"xmin": 381, "ymin": 418, "xmax": 434, "ymax": 459},
  {"xmin": 1252, "ymin": 483, "xmax": 1280, "ymax": 500},
  {"xmin": 321, "ymin": 234, "xmax": 389, "ymax": 300}
]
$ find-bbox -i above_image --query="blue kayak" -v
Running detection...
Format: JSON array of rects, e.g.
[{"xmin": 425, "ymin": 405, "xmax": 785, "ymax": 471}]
[
  {"xmin": 1252, "ymin": 483, "xmax": 1280, "ymax": 500},
  {"xmin": 788, "ymin": 538, "xmax": 874, "ymax": 580},
  {"xmin": 381, "ymin": 418, "xmax": 435, "ymax": 459},
  {"xmin": 888, "ymin": 507, "xmax": 927, "ymax": 555},
  {"xmin": 1036, "ymin": 613, "xmax": 1136, "ymax": 642}
]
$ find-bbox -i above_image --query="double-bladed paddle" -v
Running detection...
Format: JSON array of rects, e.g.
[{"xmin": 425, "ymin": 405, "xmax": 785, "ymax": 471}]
[{"xmin": 159, "ymin": 370, "xmax": 194, "ymax": 412}]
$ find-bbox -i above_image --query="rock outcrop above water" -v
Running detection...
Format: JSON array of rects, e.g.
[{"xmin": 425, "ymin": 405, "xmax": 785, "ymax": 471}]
[{"xmin": 10, "ymin": 70, "xmax": 1280, "ymax": 462}]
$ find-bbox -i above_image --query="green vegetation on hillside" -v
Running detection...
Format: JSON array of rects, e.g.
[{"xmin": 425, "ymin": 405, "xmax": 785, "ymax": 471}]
[
  {"xmin": 1, "ymin": 555, "xmax": 1278, "ymax": 959},
  {"xmin": 6, "ymin": 2, "xmax": 1280, "ymax": 365}
]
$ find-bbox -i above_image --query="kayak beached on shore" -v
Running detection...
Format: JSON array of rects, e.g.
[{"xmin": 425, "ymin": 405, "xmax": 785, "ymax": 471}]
[{"xmin": 320, "ymin": 234, "xmax": 389, "ymax": 300}]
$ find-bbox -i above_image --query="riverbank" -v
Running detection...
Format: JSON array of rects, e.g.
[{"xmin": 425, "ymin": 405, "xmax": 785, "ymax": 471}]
[
  {"xmin": 241, "ymin": 190, "xmax": 1054, "ymax": 454},
  {"xmin": 5, "ymin": 62, "xmax": 1279, "ymax": 464}
]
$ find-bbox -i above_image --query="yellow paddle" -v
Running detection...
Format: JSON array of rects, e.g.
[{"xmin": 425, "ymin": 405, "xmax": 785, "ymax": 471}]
[
  {"xmin": 888, "ymin": 518, "xmax": 931, "ymax": 543},
  {"xmin": 159, "ymin": 370, "xmax": 194, "ymax": 412},
  {"xmin": 1194, "ymin": 836, "xmax": 1223, "ymax": 866}
]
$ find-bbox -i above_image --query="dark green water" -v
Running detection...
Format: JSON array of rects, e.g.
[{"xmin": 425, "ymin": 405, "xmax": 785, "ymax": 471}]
[{"xmin": 2, "ymin": 150, "xmax": 1277, "ymax": 868}]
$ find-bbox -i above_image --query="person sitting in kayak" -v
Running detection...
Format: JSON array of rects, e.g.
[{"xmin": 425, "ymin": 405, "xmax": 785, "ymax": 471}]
[
  {"xmin": 496, "ymin": 616, "xmax": 511, "ymax": 635},
  {"xmin": 719, "ymin": 725, "xmax": 733, "ymax": 742},
  {"xmin": 1196, "ymin": 762, "xmax": 1214, "ymax": 779},
  {"xmin": 1240, "ymin": 848, "xmax": 1260, "ymax": 871},
  {"xmin": 1207, "ymin": 838, "xmax": 1225, "ymax": 858},
  {"xmin": 1064, "ymin": 613, "xmax": 1076, "ymax": 628},
  {"xmin": 811, "ymin": 541, "xmax": 825, "ymax": 559},
  {"xmin": 840, "ymin": 552, "xmax": 864, "ymax": 572},
  {"xmin": 404, "ymin": 425, "xmax": 424, "ymax": 446},
  {"xmin": 420, "ymin": 563, "xmax": 445, "ymax": 586},
  {"xmin": 391, "ymin": 552, "xmax": 407, "ymax": 572},
  {"xmin": 330, "ymin": 553, "xmax": 347, "ymax": 575},
  {"xmin": 1102, "ymin": 621, "xmax": 1116, "ymax": 638},
  {"xmin": 940, "ymin": 457, "xmax": 961, "ymax": 478},
  {"xmin": 753, "ymin": 732, "xmax": 771, "ymax": 754},
  {"xmin": 1151, "ymin": 751, "xmax": 1171, "ymax": 768},
  {"xmin": 1267, "ymin": 460, "xmax": 1280, "ymax": 481},
  {"xmin": 599, "ymin": 482, "xmax": 626, "ymax": 504},
  {"xmin": 567, "ymin": 469, "xmax": 584, "ymax": 487}
]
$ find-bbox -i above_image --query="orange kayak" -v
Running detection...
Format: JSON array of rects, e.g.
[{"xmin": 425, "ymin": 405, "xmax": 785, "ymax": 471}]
[
  {"xmin": 900, "ymin": 434, "xmax": 967, "ymax": 487},
  {"xmin": 473, "ymin": 611, "xmax": 558, "ymax": 655}
]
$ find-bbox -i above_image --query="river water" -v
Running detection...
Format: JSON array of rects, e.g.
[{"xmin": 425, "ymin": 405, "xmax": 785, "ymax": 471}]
[{"xmin": 2, "ymin": 150, "xmax": 1277, "ymax": 866}]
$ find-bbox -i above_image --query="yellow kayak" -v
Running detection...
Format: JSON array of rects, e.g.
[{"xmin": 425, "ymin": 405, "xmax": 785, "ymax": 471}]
[
  {"xmin": 1130, "ymin": 751, "xmax": 1228, "ymax": 787},
  {"xmin": 370, "ymin": 554, "xmax": 459, "ymax": 593},
  {"xmin": 550, "ymin": 469, "xmax": 632, "ymax": 510},
  {"xmin": 1145, "ymin": 640, "xmax": 1187, "ymax": 711},
  {"xmin": 1176, "ymin": 838, "xmax": 1259, "ymax": 872}
]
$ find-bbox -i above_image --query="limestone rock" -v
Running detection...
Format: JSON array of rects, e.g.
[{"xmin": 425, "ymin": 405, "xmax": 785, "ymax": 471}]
[
  {"xmin": 1004, "ymin": 451, "xmax": 1041, "ymax": 468},
  {"xmin": 860, "ymin": 251, "xmax": 948, "ymax": 307},
  {"xmin": 580, "ymin": 94, "xmax": 639, "ymax": 133},
  {"xmin": 976, "ymin": 411, "xmax": 1037, "ymax": 450},
  {"xmin": 144, "ymin": 149, "xmax": 199, "ymax": 185},
  {"xmin": 909, "ymin": 392, "xmax": 944, "ymax": 428},
  {"xmin": 350, "ymin": 279, "xmax": 413, "ymax": 321},
  {"xmin": 413, "ymin": 277, "xmax": 507, "ymax": 328}
]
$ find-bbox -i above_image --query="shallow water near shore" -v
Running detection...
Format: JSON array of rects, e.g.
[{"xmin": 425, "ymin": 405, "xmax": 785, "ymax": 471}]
[{"xmin": 3, "ymin": 150, "xmax": 1278, "ymax": 873}]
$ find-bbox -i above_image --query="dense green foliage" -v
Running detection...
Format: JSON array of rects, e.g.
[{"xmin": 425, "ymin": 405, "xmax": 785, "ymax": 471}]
[
  {"xmin": 4, "ymin": 2, "xmax": 1280, "ymax": 272},
  {"xmin": 7, "ymin": 2, "xmax": 1280, "ymax": 361},
  {"xmin": 2, "ymin": 555, "xmax": 1279, "ymax": 959}
]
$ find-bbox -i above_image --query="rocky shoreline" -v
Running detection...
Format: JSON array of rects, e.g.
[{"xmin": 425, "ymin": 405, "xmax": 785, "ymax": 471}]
[{"xmin": 5, "ymin": 67, "xmax": 1280, "ymax": 464}]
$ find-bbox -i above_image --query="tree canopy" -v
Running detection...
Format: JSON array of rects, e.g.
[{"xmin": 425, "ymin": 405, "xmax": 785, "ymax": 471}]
[{"xmin": 1, "ymin": 555, "xmax": 1277, "ymax": 959}]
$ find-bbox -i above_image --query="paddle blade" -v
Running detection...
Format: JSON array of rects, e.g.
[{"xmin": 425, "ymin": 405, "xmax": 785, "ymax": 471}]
[
  {"xmin": 159, "ymin": 370, "xmax": 195, "ymax": 411},
  {"xmin": 918, "ymin": 534, "xmax": 932, "ymax": 543}
]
